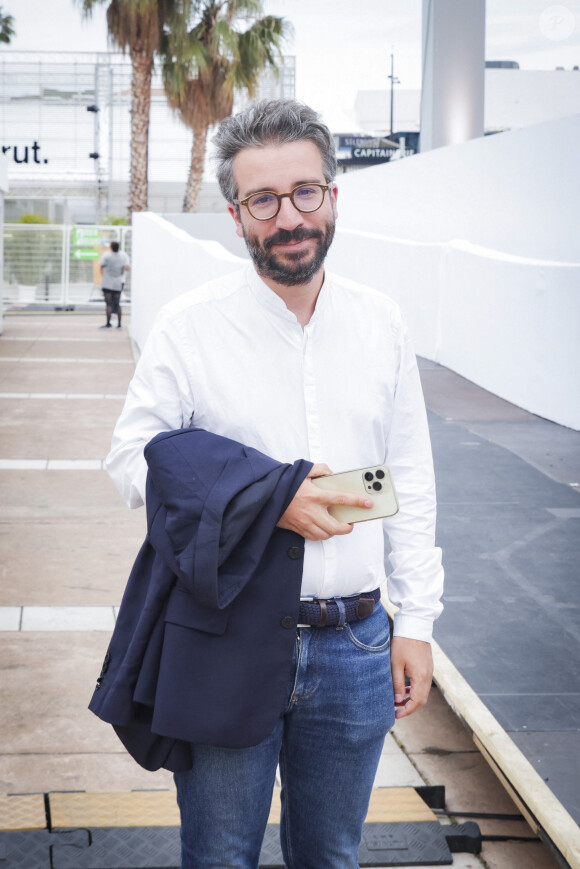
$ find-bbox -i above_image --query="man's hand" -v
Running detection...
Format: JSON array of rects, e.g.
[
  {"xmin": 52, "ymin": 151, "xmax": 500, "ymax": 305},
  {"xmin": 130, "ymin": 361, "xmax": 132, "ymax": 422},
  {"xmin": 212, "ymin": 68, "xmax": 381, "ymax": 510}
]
[
  {"xmin": 277, "ymin": 463, "xmax": 373, "ymax": 541},
  {"xmin": 391, "ymin": 636, "xmax": 433, "ymax": 719}
]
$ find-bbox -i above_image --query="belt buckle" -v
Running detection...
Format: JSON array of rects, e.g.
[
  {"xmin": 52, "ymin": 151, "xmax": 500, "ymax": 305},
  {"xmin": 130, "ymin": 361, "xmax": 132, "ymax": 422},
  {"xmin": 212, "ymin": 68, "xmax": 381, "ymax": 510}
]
[{"xmin": 298, "ymin": 597, "xmax": 315, "ymax": 628}]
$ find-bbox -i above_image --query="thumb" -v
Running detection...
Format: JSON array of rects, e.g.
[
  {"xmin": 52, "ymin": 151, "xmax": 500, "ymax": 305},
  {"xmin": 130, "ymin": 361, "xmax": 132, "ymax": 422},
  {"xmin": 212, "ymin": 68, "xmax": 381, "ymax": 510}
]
[{"xmin": 308, "ymin": 463, "xmax": 332, "ymax": 478}]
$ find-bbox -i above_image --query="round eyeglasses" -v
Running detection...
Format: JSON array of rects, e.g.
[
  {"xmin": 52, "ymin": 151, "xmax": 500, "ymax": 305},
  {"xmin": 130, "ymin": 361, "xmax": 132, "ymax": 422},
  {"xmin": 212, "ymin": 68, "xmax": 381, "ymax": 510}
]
[{"xmin": 233, "ymin": 183, "xmax": 332, "ymax": 221}]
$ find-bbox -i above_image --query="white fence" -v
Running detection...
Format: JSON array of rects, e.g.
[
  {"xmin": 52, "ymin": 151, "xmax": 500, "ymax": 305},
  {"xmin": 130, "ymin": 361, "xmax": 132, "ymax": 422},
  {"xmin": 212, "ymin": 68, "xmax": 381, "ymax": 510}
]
[{"xmin": 2, "ymin": 224, "xmax": 132, "ymax": 308}]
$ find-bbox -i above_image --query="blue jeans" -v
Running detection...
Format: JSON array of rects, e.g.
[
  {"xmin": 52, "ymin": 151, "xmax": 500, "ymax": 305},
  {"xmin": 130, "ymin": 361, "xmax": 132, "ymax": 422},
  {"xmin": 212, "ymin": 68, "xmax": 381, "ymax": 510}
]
[{"xmin": 174, "ymin": 602, "xmax": 395, "ymax": 868}]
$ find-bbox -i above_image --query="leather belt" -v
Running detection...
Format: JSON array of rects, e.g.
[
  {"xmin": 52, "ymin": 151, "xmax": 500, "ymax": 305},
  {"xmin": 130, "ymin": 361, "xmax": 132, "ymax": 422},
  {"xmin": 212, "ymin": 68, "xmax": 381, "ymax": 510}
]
[{"xmin": 297, "ymin": 588, "xmax": 380, "ymax": 628}]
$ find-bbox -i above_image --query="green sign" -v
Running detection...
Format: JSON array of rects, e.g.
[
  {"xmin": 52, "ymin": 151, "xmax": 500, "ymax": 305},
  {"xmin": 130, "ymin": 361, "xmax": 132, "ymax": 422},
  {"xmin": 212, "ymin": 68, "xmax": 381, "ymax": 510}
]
[
  {"xmin": 73, "ymin": 249, "xmax": 100, "ymax": 260},
  {"xmin": 72, "ymin": 227, "xmax": 102, "ymax": 247}
]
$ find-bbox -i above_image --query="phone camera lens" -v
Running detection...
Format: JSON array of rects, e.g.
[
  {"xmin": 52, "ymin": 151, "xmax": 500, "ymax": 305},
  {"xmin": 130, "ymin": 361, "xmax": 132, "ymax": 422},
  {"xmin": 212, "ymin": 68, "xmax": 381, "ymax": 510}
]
[
  {"xmin": 375, "ymin": 469, "xmax": 385, "ymax": 479},
  {"xmin": 372, "ymin": 481, "xmax": 382, "ymax": 491},
  {"xmin": 364, "ymin": 472, "xmax": 374, "ymax": 482}
]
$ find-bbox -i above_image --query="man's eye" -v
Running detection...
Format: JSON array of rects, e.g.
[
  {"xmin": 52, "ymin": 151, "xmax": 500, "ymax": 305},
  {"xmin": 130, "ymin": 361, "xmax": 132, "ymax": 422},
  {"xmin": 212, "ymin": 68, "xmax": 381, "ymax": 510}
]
[
  {"xmin": 295, "ymin": 186, "xmax": 318, "ymax": 198},
  {"xmin": 250, "ymin": 193, "xmax": 276, "ymax": 208}
]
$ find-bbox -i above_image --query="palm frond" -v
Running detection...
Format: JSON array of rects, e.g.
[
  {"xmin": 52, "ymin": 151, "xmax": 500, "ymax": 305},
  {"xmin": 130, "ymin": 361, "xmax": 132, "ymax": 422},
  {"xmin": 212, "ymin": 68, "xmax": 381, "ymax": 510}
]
[
  {"xmin": 0, "ymin": 8, "xmax": 15, "ymax": 43},
  {"xmin": 212, "ymin": 19, "xmax": 238, "ymax": 55},
  {"xmin": 158, "ymin": 0, "xmax": 289, "ymax": 211},
  {"xmin": 73, "ymin": 0, "xmax": 106, "ymax": 19}
]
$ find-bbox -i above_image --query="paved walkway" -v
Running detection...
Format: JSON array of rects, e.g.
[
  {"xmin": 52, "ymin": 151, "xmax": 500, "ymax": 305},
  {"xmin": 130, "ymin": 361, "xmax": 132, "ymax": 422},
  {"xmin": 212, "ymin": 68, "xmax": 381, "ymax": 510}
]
[{"xmin": 1, "ymin": 309, "xmax": 573, "ymax": 869}]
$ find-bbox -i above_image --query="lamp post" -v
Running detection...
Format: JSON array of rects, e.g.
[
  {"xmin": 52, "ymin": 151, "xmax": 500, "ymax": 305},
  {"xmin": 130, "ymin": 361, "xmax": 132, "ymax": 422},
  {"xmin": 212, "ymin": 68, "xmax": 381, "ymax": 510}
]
[
  {"xmin": 87, "ymin": 99, "xmax": 102, "ymax": 222},
  {"xmin": 388, "ymin": 53, "xmax": 400, "ymax": 136}
]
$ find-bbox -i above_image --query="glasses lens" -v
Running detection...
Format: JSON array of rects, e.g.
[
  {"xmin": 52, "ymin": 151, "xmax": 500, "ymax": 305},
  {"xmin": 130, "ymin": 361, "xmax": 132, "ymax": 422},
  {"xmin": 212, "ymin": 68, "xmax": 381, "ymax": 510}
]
[
  {"xmin": 247, "ymin": 192, "xmax": 279, "ymax": 219},
  {"xmin": 292, "ymin": 185, "xmax": 324, "ymax": 213}
]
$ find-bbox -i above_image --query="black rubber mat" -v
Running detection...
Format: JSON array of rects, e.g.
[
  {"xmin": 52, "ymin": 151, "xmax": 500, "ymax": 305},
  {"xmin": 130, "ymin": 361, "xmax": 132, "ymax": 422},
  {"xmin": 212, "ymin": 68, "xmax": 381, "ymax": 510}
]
[
  {"xmin": 0, "ymin": 821, "xmax": 480, "ymax": 868},
  {"xmin": 0, "ymin": 830, "xmax": 88, "ymax": 869}
]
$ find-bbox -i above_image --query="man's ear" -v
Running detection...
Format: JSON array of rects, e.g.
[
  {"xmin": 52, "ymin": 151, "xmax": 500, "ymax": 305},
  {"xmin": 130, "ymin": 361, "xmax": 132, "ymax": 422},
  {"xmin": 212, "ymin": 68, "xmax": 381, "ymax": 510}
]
[
  {"xmin": 330, "ymin": 182, "xmax": 338, "ymax": 220},
  {"xmin": 227, "ymin": 202, "xmax": 245, "ymax": 239}
]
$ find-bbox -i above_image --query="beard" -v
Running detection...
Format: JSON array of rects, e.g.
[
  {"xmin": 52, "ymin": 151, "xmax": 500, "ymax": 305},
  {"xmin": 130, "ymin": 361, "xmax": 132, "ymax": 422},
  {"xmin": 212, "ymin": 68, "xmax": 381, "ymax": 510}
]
[{"xmin": 242, "ymin": 218, "xmax": 336, "ymax": 286}]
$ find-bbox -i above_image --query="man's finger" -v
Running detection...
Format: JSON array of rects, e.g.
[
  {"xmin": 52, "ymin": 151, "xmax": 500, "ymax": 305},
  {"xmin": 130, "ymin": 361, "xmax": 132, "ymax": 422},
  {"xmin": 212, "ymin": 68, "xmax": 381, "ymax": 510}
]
[
  {"xmin": 391, "ymin": 660, "xmax": 406, "ymax": 707},
  {"xmin": 394, "ymin": 684, "xmax": 411, "ymax": 708},
  {"xmin": 395, "ymin": 696, "xmax": 418, "ymax": 719},
  {"xmin": 325, "ymin": 517, "xmax": 355, "ymax": 537},
  {"xmin": 309, "ymin": 510, "xmax": 356, "ymax": 540},
  {"xmin": 322, "ymin": 489, "xmax": 374, "ymax": 509},
  {"xmin": 395, "ymin": 680, "xmax": 430, "ymax": 719}
]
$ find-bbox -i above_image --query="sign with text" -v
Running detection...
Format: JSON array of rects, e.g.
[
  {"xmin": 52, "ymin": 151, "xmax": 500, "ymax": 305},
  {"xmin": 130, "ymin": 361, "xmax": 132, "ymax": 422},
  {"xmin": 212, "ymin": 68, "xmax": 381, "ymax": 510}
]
[
  {"xmin": 73, "ymin": 249, "xmax": 101, "ymax": 260},
  {"xmin": 336, "ymin": 135, "xmax": 397, "ymax": 166},
  {"xmin": 72, "ymin": 227, "xmax": 102, "ymax": 247},
  {"xmin": 1, "ymin": 140, "xmax": 49, "ymax": 165}
]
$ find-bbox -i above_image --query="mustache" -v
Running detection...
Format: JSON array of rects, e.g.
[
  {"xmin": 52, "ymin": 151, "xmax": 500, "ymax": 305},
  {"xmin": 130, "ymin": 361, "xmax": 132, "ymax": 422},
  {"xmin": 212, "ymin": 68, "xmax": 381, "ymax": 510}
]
[{"xmin": 263, "ymin": 226, "xmax": 323, "ymax": 251}]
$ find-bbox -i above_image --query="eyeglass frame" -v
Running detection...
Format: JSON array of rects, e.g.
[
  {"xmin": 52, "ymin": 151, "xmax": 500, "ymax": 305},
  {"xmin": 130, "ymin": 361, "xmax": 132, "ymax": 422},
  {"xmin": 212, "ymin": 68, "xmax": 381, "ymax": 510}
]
[{"xmin": 233, "ymin": 183, "xmax": 333, "ymax": 221}]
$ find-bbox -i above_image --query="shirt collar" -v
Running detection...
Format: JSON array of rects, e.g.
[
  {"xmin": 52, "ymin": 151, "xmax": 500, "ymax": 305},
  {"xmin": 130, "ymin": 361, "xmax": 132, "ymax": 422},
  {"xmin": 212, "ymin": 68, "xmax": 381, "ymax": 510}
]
[{"xmin": 245, "ymin": 264, "xmax": 329, "ymax": 326}]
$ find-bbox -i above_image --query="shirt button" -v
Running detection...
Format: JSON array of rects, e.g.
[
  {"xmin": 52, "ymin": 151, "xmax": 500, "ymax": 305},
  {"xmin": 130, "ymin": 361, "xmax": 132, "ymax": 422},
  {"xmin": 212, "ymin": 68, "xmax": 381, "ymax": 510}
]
[
  {"xmin": 280, "ymin": 616, "xmax": 296, "ymax": 629},
  {"xmin": 287, "ymin": 545, "xmax": 304, "ymax": 560}
]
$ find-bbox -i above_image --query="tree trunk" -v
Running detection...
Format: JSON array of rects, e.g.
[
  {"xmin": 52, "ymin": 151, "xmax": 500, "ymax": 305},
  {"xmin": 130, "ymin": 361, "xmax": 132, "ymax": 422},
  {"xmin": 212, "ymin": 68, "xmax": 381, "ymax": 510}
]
[
  {"xmin": 129, "ymin": 45, "xmax": 153, "ymax": 215},
  {"xmin": 183, "ymin": 121, "xmax": 210, "ymax": 212}
]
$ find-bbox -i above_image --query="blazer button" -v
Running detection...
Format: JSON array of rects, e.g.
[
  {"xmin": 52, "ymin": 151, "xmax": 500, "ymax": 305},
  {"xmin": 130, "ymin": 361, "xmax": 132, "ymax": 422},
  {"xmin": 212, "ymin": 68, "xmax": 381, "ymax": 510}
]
[
  {"xmin": 287, "ymin": 545, "xmax": 304, "ymax": 560},
  {"xmin": 280, "ymin": 616, "xmax": 296, "ymax": 629}
]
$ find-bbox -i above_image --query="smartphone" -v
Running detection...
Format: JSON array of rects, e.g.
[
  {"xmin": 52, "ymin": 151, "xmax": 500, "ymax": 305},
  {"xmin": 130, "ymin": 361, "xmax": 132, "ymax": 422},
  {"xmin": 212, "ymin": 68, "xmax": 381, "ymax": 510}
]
[{"xmin": 311, "ymin": 465, "xmax": 399, "ymax": 524}]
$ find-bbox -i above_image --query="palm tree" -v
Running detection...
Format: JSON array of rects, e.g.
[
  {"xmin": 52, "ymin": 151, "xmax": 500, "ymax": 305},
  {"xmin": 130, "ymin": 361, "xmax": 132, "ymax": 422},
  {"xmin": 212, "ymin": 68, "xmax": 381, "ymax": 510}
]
[
  {"xmin": 0, "ymin": 7, "xmax": 15, "ymax": 43},
  {"xmin": 77, "ymin": 0, "xmax": 193, "ymax": 214},
  {"xmin": 163, "ymin": 0, "xmax": 288, "ymax": 212}
]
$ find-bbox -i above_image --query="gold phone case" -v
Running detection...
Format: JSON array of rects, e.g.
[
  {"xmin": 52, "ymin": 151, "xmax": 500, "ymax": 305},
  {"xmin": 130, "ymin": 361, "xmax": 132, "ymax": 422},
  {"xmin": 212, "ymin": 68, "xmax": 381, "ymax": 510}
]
[{"xmin": 311, "ymin": 465, "xmax": 399, "ymax": 523}]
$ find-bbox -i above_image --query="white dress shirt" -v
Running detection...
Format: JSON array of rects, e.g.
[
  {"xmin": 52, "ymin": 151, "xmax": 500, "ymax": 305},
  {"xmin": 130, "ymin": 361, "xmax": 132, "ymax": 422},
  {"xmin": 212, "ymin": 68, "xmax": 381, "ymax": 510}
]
[{"xmin": 106, "ymin": 265, "xmax": 443, "ymax": 642}]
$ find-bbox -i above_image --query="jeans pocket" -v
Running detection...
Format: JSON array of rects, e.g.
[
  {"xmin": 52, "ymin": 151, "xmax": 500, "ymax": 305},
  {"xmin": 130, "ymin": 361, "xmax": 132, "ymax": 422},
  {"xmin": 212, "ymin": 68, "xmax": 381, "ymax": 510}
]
[{"xmin": 344, "ymin": 605, "xmax": 391, "ymax": 653}]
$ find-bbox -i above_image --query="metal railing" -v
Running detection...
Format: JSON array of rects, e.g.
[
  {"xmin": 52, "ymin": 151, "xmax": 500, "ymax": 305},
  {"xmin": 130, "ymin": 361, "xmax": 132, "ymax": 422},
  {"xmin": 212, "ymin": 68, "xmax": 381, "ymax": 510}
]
[{"xmin": 2, "ymin": 224, "xmax": 132, "ymax": 309}]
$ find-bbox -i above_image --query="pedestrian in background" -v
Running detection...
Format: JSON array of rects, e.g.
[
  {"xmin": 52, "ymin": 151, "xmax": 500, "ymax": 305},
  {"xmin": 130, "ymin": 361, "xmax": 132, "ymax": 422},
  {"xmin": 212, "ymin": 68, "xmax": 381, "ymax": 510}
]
[{"xmin": 99, "ymin": 240, "xmax": 129, "ymax": 329}]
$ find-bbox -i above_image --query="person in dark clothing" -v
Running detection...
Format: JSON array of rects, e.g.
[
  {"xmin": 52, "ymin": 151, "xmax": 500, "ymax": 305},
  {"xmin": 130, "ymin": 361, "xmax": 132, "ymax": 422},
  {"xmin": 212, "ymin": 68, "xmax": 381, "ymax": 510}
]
[{"xmin": 99, "ymin": 240, "xmax": 130, "ymax": 329}]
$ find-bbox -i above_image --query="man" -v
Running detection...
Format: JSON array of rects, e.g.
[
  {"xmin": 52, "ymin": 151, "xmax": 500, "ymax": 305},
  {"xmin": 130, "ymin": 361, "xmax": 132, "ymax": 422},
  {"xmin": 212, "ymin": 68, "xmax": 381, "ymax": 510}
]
[
  {"xmin": 99, "ymin": 240, "xmax": 130, "ymax": 329},
  {"xmin": 106, "ymin": 99, "xmax": 443, "ymax": 868}
]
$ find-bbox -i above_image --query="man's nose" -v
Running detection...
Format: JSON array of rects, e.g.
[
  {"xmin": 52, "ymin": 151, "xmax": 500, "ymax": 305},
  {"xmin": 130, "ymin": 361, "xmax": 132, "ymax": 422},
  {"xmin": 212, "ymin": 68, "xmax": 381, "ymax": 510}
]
[{"xmin": 274, "ymin": 194, "xmax": 304, "ymax": 230}]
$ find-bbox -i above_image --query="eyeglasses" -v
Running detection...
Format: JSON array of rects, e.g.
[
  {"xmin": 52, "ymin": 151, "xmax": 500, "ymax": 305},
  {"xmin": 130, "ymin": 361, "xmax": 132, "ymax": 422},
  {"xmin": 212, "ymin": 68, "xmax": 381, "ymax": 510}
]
[{"xmin": 233, "ymin": 183, "xmax": 332, "ymax": 221}]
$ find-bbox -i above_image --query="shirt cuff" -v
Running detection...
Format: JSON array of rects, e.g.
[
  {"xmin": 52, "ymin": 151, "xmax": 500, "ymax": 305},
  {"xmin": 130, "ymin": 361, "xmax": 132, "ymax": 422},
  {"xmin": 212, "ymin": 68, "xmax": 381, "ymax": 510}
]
[{"xmin": 392, "ymin": 612, "xmax": 434, "ymax": 644}]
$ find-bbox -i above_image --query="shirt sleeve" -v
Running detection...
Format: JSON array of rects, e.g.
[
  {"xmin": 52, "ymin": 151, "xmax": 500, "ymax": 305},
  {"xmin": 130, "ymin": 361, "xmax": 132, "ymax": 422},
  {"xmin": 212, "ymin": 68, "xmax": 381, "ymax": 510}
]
[
  {"xmin": 382, "ymin": 315, "xmax": 444, "ymax": 643},
  {"xmin": 105, "ymin": 311, "xmax": 194, "ymax": 508}
]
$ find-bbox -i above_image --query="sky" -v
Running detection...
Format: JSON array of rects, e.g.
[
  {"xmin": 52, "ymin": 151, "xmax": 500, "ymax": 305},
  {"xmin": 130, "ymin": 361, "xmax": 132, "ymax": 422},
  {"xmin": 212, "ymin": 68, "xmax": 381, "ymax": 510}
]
[{"xmin": 2, "ymin": 0, "xmax": 580, "ymax": 130}]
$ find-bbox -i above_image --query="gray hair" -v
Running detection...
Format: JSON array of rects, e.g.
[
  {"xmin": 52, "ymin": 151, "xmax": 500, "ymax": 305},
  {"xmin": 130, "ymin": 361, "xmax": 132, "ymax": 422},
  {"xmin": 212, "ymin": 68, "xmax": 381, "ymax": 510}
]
[{"xmin": 212, "ymin": 99, "xmax": 337, "ymax": 204}]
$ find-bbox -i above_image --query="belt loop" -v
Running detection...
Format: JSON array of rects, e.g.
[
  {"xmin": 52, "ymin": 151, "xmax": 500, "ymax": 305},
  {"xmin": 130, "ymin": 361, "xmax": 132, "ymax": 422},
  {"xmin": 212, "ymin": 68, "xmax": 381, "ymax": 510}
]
[
  {"xmin": 334, "ymin": 598, "xmax": 346, "ymax": 630},
  {"xmin": 316, "ymin": 600, "xmax": 328, "ymax": 628}
]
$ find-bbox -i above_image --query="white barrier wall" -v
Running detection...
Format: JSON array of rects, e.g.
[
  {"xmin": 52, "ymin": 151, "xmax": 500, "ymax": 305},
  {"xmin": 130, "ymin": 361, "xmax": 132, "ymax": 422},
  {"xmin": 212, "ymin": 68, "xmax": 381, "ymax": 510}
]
[
  {"xmin": 327, "ymin": 114, "xmax": 580, "ymax": 430},
  {"xmin": 162, "ymin": 212, "xmax": 248, "ymax": 258},
  {"xmin": 335, "ymin": 114, "xmax": 580, "ymax": 263},
  {"xmin": 439, "ymin": 243, "xmax": 579, "ymax": 428},
  {"xmin": 327, "ymin": 232, "xmax": 580, "ymax": 430},
  {"xmin": 327, "ymin": 230, "xmax": 443, "ymax": 359},
  {"xmin": 130, "ymin": 212, "xmax": 246, "ymax": 351}
]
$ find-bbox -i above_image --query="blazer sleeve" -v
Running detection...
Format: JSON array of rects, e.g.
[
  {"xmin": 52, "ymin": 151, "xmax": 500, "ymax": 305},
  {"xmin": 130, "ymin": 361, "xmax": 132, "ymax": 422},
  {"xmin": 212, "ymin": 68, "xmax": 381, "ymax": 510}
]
[{"xmin": 145, "ymin": 428, "xmax": 312, "ymax": 610}]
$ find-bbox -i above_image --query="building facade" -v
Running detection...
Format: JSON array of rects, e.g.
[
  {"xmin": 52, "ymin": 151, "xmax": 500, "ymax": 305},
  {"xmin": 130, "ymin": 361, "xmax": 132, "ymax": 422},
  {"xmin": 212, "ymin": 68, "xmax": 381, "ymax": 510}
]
[
  {"xmin": 353, "ymin": 67, "xmax": 580, "ymax": 140},
  {"xmin": 0, "ymin": 51, "xmax": 296, "ymax": 222}
]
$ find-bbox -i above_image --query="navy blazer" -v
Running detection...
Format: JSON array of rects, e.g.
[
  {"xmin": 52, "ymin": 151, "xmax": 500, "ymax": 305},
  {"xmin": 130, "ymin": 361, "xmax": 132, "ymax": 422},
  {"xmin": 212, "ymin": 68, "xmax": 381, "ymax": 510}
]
[{"xmin": 89, "ymin": 428, "xmax": 312, "ymax": 772}]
